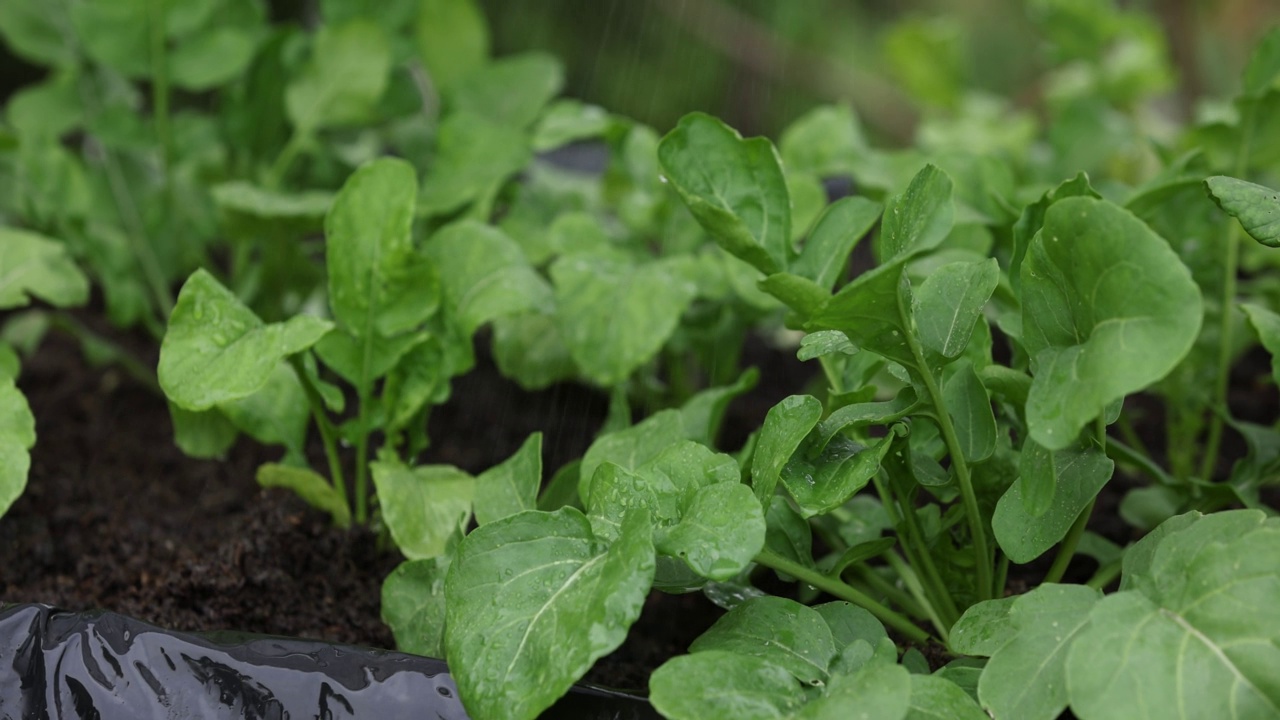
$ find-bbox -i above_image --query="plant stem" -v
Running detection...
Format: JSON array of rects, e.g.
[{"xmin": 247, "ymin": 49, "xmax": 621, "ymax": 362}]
[
  {"xmin": 884, "ymin": 477, "xmax": 960, "ymax": 626},
  {"xmin": 1106, "ymin": 438, "xmax": 1176, "ymax": 487},
  {"xmin": 1086, "ymin": 559, "xmax": 1123, "ymax": 591},
  {"xmin": 267, "ymin": 132, "xmax": 306, "ymax": 189},
  {"xmin": 884, "ymin": 552, "xmax": 949, "ymax": 642},
  {"xmin": 902, "ymin": 329, "xmax": 992, "ymax": 600},
  {"xmin": 287, "ymin": 355, "xmax": 349, "ymax": 504},
  {"xmin": 994, "ymin": 553, "xmax": 1009, "ymax": 597},
  {"xmin": 755, "ymin": 548, "xmax": 930, "ymax": 644},
  {"xmin": 851, "ymin": 565, "xmax": 927, "ymax": 619},
  {"xmin": 1199, "ymin": 105, "xmax": 1256, "ymax": 482},
  {"xmin": 1043, "ymin": 498, "xmax": 1095, "ymax": 585}
]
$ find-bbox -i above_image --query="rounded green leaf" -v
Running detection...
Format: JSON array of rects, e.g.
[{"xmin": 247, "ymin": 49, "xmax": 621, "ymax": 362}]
[
  {"xmin": 382, "ymin": 556, "xmax": 450, "ymax": 658},
  {"xmin": 1205, "ymin": 176, "xmax": 1280, "ymax": 247},
  {"xmin": 474, "ymin": 432, "xmax": 542, "ymax": 526},
  {"xmin": 414, "ymin": 0, "xmax": 488, "ymax": 92},
  {"xmin": 0, "ymin": 228, "xmax": 89, "ymax": 310},
  {"xmin": 158, "ymin": 270, "xmax": 332, "ymax": 411},
  {"xmin": 658, "ymin": 481, "xmax": 766, "ymax": 581},
  {"xmin": 906, "ymin": 674, "xmax": 988, "ymax": 720},
  {"xmin": 1020, "ymin": 197, "xmax": 1201, "ymax": 449},
  {"xmin": 912, "ymin": 259, "xmax": 998, "ymax": 360},
  {"xmin": 650, "ymin": 650, "xmax": 806, "ymax": 720},
  {"xmin": 445, "ymin": 508, "xmax": 655, "ymax": 720},
  {"xmin": 285, "ymin": 19, "xmax": 390, "ymax": 133},
  {"xmin": 371, "ymin": 462, "xmax": 474, "ymax": 560},
  {"xmin": 690, "ymin": 596, "xmax": 838, "ymax": 686},
  {"xmin": 426, "ymin": 221, "xmax": 552, "ymax": 336},
  {"xmin": 751, "ymin": 395, "xmax": 823, "ymax": 508},
  {"xmin": 797, "ymin": 663, "xmax": 911, "ymax": 720},
  {"xmin": 992, "ymin": 443, "xmax": 1114, "ymax": 563},
  {"xmin": 450, "ymin": 52, "xmax": 563, "ymax": 129},
  {"xmin": 0, "ymin": 378, "xmax": 35, "ymax": 517},
  {"xmin": 578, "ymin": 408, "xmax": 685, "ymax": 505}
]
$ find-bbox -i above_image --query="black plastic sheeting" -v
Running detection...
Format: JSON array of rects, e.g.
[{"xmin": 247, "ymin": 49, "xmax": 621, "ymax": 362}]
[{"xmin": 0, "ymin": 604, "xmax": 661, "ymax": 720}]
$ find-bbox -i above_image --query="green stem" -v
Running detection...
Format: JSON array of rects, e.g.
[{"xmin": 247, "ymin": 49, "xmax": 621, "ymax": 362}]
[
  {"xmin": 266, "ymin": 131, "xmax": 307, "ymax": 189},
  {"xmin": 287, "ymin": 355, "xmax": 348, "ymax": 505},
  {"xmin": 1086, "ymin": 559, "xmax": 1123, "ymax": 591},
  {"xmin": 902, "ymin": 328, "xmax": 992, "ymax": 600},
  {"xmin": 852, "ymin": 565, "xmax": 927, "ymax": 619},
  {"xmin": 1106, "ymin": 439, "xmax": 1176, "ymax": 487},
  {"xmin": 1043, "ymin": 498, "xmax": 1095, "ymax": 585},
  {"xmin": 1199, "ymin": 105, "xmax": 1256, "ymax": 482},
  {"xmin": 755, "ymin": 548, "xmax": 930, "ymax": 644},
  {"xmin": 882, "ymin": 475, "xmax": 960, "ymax": 626},
  {"xmin": 49, "ymin": 311, "xmax": 160, "ymax": 393},
  {"xmin": 885, "ymin": 552, "xmax": 949, "ymax": 642},
  {"xmin": 994, "ymin": 553, "xmax": 1009, "ymax": 597}
]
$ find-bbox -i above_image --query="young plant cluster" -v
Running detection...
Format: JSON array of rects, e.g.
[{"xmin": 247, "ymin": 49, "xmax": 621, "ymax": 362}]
[{"xmin": 2, "ymin": 0, "xmax": 1280, "ymax": 719}]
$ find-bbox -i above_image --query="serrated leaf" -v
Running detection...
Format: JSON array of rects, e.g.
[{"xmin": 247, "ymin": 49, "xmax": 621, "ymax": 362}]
[
  {"xmin": 913, "ymin": 259, "xmax": 998, "ymax": 359},
  {"xmin": 327, "ymin": 157, "xmax": 436, "ymax": 337},
  {"xmin": 257, "ymin": 463, "xmax": 350, "ymax": 528},
  {"xmin": 446, "ymin": 508, "xmax": 654, "ymax": 720},
  {"xmin": 650, "ymin": 650, "xmax": 807, "ymax": 719},
  {"xmin": 658, "ymin": 112, "xmax": 791, "ymax": 275},
  {"xmin": 751, "ymin": 395, "xmax": 823, "ymax": 508},
  {"xmin": 1206, "ymin": 176, "xmax": 1280, "ymax": 247},
  {"xmin": 550, "ymin": 253, "xmax": 696, "ymax": 387},
  {"xmin": 159, "ymin": 270, "xmax": 332, "ymax": 411},
  {"xmin": 0, "ymin": 228, "xmax": 90, "ymax": 310},
  {"xmin": 475, "ymin": 433, "xmax": 542, "ymax": 525},
  {"xmin": 382, "ymin": 555, "xmax": 451, "ymax": 658},
  {"xmin": 371, "ymin": 462, "xmax": 474, "ymax": 560},
  {"xmin": 993, "ymin": 442, "xmax": 1113, "ymax": 563},
  {"xmin": 1020, "ymin": 197, "xmax": 1202, "ymax": 449},
  {"xmin": 426, "ymin": 220, "xmax": 551, "ymax": 336}
]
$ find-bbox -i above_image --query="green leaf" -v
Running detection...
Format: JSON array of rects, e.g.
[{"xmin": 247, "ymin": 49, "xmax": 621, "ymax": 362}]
[
  {"xmin": 1020, "ymin": 197, "xmax": 1202, "ymax": 449},
  {"xmin": 765, "ymin": 495, "xmax": 813, "ymax": 568},
  {"xmin": 446, "ymin": 508, "xmax": 655, "ymax": 720},
  {"xmin": 257, "ymin": 463, "xmax": 350, "ymax": 528},
  {"xmin": 0, "ymin": 0, "xmax": 74, "ymax": 66},
  {"xmin": 974, "ymin": 584, "xmax": 1101, "ymax": 720},
  {"xmin": 797, "ymin": 331, "xmax": 857, "ymax": 361},
  {"xmin": 1205, "ymin": 176, "xmax": 1280, "ymax": 248},
  {"xmin": 779, "ymin": 104, "xmax": 866, "ymax": 178},
  {"xmin": 680, "ymin": 367, "xmax": 759, "ymax": 447},
  {"xmin": 793, "ymin": 197, "xmax": 882, "ymax": 292},
  {"xmin": 71, "ymin": 0, "xmax": 149, "ymax": 77},
  {"xmin": 491, "ymin": 311, "xmax": 576, "ymax": 390},
  {"xmin": 551, "ymin": 255, "xmax": 696, "ymax": 386},
  {"xmin": 531, "ymin": 99, "xmax": 613, "ymax": 152},
  {"xmin": 413, "ymin": 0, "xmax": 488, "ymax": 92},
  {"xmin": 450, "ymin": 52, "xmax": 563, "ymax": 129},
  {"xmin": 941, "ymin": 360, "xmax": 997, "ymax": 463},
  {"xmin": 1243, "ymin": 304, "xmax": 1280, "ymax": 386},
  {"xmin": 815, "ymin": 601, "xmax": 889, "ymax": 650},
  {"xmin": 382, "ymin": 555, "xmax": 451, "ymax": 658},
  {"xmin": 314, "ymin": 327, "xmax": 427, "ymax": 385},
  {"xmin": 949, "ymin": 594, "xmax": 1018, "ymax": 656},
  {"xmin": 658, "ymin": 480, "xmax": 765, "ymax": 581},
  {"xmin": 0, "ymin": 228, "xmax": 90, "ymax": 310},
  {"xmin": 327, "ymin": 158, "xmax": 436, "ymax": 337},
  {"xmin": 0, "ymin": 378, "xmax": 35, "ymax": 517},
  {"xmin": 650, "ymin": 650, "xmax": 807, "ymax": 720},
  {"xmin": 1067, "ymin": 511, "xmax": 1280, "ymax": 720},
  {"xmin": 906, "ymin": 674, "xmax": 988, "ymax": 720},
  {"xmin": 285, "ymin": 19, "xmax": 390, "ymax": 133},
  {"xmin": 658, "ymin": 112, "xmax": 792, "ymax": 275},
  {"xmin": 159, "ymin": 270, "xmax": 332, "ymax": 411},
  {"xmin": 809, "ymin": 258, "xmax": 917, "ymax": 369},
  {"xmin": 418, "ymin": 114, "xmax": 531, "ymax": 218},
  {"xmin": 797, "ymin": 663, "xmax": 911, "ymax": 720},
  {"xmin": 475, "ymin": 433, "xmax": 541, "ymax": 525},
  {"xmin": 992, "ymin": 442, "xmax": 1113, "ymax": 563},
  {"xmin": 579, "ymin": 409, "xmax": 684, "ymax": 505},
  {"xmin": 912, "ymin": 259, "xmax": 998, "ymax": 360},
  {"xmin": 211, "ymin": 182, "xmax": 332, "ymax": 222},
  {"xmin": 781, "ymin": 433, "xmax": 896, "ymax": 518},
  {"xmin": 371, "ymin": 462, "xmax": 474, "ymax": 559},
  {"xmin": 7, "ymin": 74, "xmax": 81, "ymax": 139},
  {"xmin": 219, "ymin": 362, "xmax": 311, "ymax": 458},
  {"xmin": 426, "ymin": 220, "xmax": 551, "ymax": 336},
  {"xmin": 1242, "ymin": 28, "xmax": 1280, "ymax": 98},
  {"xmin": 690, "ymin": 596, "xmax": 836, "ymax": 686},
  {"xmin": 752, "ymin": 395, "xmax": 823, "ymax": 508},
  {"xmin": 760, "ymin": 272, "xmax": 830, "ymax": 318},
  {"xmin": 170, "ymin": 27, "xmax": 257, "ymax": 90},
  {"xmin": 168, "ymin": 404, "xmax": 238, "ymax": 459},
  {"xmin": 877, "ymin": 165, "xmax": 954, "ymax": 263}
]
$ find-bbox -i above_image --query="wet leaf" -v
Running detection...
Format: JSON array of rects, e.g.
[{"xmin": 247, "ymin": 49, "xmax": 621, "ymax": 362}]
[
  {"xmin": 942, "ymin": 360, "xmax": 997, "ymax": 463},
  {"xmin": 781, "ymin": 433, "xmax": 896, "ymax": 518},
  {"xmin": 425, "ymin": 220, "xmax": 551, "ymax": 336},
  {"xmin": 906, "ymin": 674, "xmax": 988, "ymax": 720},
  {"xmin": 371, "ymin": 462, "xmax": 474, "ymax": 560},
  {"xmin": 475, "ymin": 433, "xmax": 542, "ymax": 525},
  {"xmin": 579, "ymin": 409, "xmax": 684, "ymax": 505},
  {"xmin": 257, "ymin": 463, "xmax": 350, "ymax": 528},
  {"xmin": 877, "ymin": 164, "xmax": 954, "ymax": 262},
  {"xmin": 993, "ymin": 442, "xmax": 1113, "ymax": 563},
  {"xmin": 793, "ymin": 197, "xmax": 882, "ymax": 292},
  {"xmin": 912, "ymin": 258, "xmax": 998, "ymax": 360},
  {"xmin": 651, "ymin": 650, "xmax": 807, "ymax": 720},
  {"xmin": 751, "ymin": 395, "xmax": 823, "ymax": 508},
  {"xmin": 382, "ymin": 554, "xmax": 451, "ymax": 658}
]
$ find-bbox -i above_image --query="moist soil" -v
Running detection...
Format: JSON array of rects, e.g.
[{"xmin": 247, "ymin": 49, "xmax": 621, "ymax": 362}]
[{"xmin": 1, "ymin": 317, "xmax": 1276, "ymax": 695}]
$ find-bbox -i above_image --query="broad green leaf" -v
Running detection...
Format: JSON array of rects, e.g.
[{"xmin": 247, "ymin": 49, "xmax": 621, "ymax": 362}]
[
  {"xmin": 168, "ymin": 404, "xmax": 238, "ymax": 459},
  {"xmin": 798, "ymin": 331, "xmax": 857, "ymax": 361},
  {"xmin": 0, "ymin": 0, "xmax": 74, "ymax": 66},
  {"xmin": 975, "ymin": 584, "xmax": 1101, "ymax": 720},
  {"xmin": 906, "ymin": 674, "xmax": 988, "ymax": 720},
  {"xmin": 219, "ymin": 362, "xmax": 310, "ymax": 458},
  {"xmin": 7, "ymin": 74, "xmax": 81, "ymax": 139},
  {"xmin": 942, "ymin": 360, "xmax": 997, "ymax": 463},
  {"xmin": 1068, "ymin": 511, "xmax": 1280, "ymax": 720},
  {"xmin": 0, "ymin": 378, "xmax": 35, "ymax": 517},
  {"xmin": 0, "ymin": 228, "xmax": 90, "ymax": 310},
  {"xmin": 793, "ymin": 197, "xmax": 882, "ymax": 291},
  {"xmin": 814, "ymin": 601, "xmax": 888, "ymax": 650},
  {"xmin": 781, "ymin": 433, "xmax": 896, "ymax": 518},
  {"xmin": 1243, "ymin": 304, "xmax": 1280, "ymax": 386},
  {"xmin": 551, "ymin": 254, "xmax": 696, "ymax": 387},
  {"xmin": 327, "ymin": 158, "xmax": 436, "ymax": 337},
  {"xmin": 71, "ymin": 0, "xmax": 149, "ymax": 77},
  {"xmin": 913, "ymin": 259, "xmax": 998, "ymax": 359},
  {"xmin": 950, "ymin": 595, "xmax": 1018, "ymax": 656},
  {"xmin": 285, "ymin": 19, "xmax": 390, "ymax": 133},
  {"xmin": 751, "ymin": 395, "xmax": 823, "ymax": 508},
  {"xmin": 1020, "ymin": 197, "xmax": 1202, "ymax": 449},
  {"xmin": 414, "ymin": 0, "xmax": 488, "ymax": 92},
  {"xmin": 779, "ymin": 104, "xmax": 866, "ymax": 178},
  {"xmin": 579, "ymin": 409, "xmax": 684, "ymax": 505},
  {"xmin": 877, "ymin": 165, "xmax": 954, "ymax": 262},
  {"xmin": 474, "ymin": 433, "xmax": 542, "ymax": 525},
  {"xmin": 993, "ymin": 442, "xmax": 1113, "ymax": 563},
  {"xmin": 658, "ymin": 481, "xmax": 765, "ymax": 581},
  {"xmin": 797, "ymin": 663, "xmax": 911, "ymax": 720},
  {"xmin": 1010, "ymin": 173, "xmax": 1099, "ymax": 295},
  {"xmin": 159, "ymin": 270, "xmax": 332, "ymax": 411},
  {"xmin": 531, "ymin": 99, "xmax": 613, "ymax": 152},
  {"xmin": 1205, "ymin": 176, "xmax": 1280, "ymax": 248},
  {"xmin": 450, "ymin": 52, "xmax": 563, "ymax": 129},
  {"xmin": 650, "ymin": 651, "xmax": 807, "ymax": 720},
  {"xmin": 382, "ymin": 555, "xmax": 450, "ymax": 658},
  {"xmin": 808, "ymin": 260, "xmax": 915, "ymax": 368},
  {"xmin": 680, "ymin": 368, "xmax": 759, "ymax": 447},
  {"xmin": 371, "ymin": 462, "xmax": 474, "ymax": 560},
  {"xmin": 491, "ymin": 311, "xmax": 576, "ymax": 390},
  {"xmin": 257, "ymin": 463, "xmax": 350, "ymax": 528},
  {"xmin": 418, "ymin": 114, "xmax": 531, "ymax": 218},
  {"xmin": 658, "ymin": 112, "xmax": 791, "ymax": 275},
  {"xmin": 314, "ymin": 327, "xmax": 427, "ymax": 387},
  {"xmin": 170, "ymin": 27, "xmax": 257, "ymax": 90},
  {"xmin": 446, "ymin": 508, "xmax": 655, "ymax": 720},
  {"xmin": 426, "ymin": 221, "xmax": 551, "ymax": 335}
]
